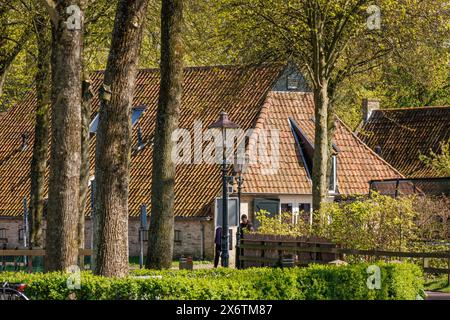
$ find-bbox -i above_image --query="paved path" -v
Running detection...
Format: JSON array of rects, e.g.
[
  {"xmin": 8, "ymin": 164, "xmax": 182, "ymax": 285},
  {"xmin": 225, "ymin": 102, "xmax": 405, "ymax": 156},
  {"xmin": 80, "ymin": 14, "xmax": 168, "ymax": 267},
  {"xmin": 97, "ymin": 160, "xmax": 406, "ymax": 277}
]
[{"xmin": 425, "ymin": 291, "xmax": 450, "ymax": 300}]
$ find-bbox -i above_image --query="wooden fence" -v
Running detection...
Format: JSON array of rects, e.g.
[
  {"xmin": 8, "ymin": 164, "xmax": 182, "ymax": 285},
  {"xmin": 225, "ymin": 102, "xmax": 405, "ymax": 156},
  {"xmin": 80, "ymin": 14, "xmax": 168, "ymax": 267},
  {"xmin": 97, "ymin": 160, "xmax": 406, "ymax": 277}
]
[
  {"xmin": 236, "ymin": 235, "xmax": 450, "ymax": 282},
  {"xmin": 0, "ymin": 248, "xmax": 92, "ymax": 272}
]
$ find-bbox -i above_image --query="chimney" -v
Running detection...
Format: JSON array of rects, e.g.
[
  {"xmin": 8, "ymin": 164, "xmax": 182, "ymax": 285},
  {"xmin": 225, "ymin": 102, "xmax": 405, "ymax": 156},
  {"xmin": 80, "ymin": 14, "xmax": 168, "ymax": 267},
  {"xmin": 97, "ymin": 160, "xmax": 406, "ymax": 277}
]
[{"xmin": 362, "ymin": 98, "xmax": 380, "ymax": 122}]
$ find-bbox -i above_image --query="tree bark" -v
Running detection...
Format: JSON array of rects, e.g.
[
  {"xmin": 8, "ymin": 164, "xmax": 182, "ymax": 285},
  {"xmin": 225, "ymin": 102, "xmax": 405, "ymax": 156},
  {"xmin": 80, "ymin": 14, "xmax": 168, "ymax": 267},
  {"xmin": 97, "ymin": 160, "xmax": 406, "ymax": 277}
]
[
  {"xmin": 29, "ymin": 12, "xmax": 51, "ymax": 248},
  {"xmin": 94, "ymin": 0, "xmax": 149, "ymax": 277},
  {"xmin": 78, "ymin": 72, "xmax": 92, "ymax": 257},
  {"xmin": 44, "ymin": 0, "xmax": 84, "ymax": 271},
  {"xmin": 312, "ymin": 81, "xmax": 329, "ymax": 213},
  {"xmin": 146, "ymin": 0, "xmax": 184, "ymax": 269}
]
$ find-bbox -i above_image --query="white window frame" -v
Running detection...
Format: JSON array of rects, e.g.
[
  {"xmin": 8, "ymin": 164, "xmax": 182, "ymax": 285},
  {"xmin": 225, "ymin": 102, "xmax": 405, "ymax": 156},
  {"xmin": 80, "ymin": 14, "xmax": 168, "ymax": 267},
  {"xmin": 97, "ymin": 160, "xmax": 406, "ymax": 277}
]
[{"xmin": 328, "ymin": 155, "xmax": 337, "ymax": 194}]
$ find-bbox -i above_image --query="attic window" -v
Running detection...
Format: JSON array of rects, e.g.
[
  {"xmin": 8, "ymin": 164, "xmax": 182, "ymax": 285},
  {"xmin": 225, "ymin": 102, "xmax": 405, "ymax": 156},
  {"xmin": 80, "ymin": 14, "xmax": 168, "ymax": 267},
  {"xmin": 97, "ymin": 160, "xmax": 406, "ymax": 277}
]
[
  {"xmin": 89, "ymin": 106, "xmax": 147, "ymax": 134},
  {"xmin": 286, "ymin": 72, "xmax": 301, "ymax": 90}
]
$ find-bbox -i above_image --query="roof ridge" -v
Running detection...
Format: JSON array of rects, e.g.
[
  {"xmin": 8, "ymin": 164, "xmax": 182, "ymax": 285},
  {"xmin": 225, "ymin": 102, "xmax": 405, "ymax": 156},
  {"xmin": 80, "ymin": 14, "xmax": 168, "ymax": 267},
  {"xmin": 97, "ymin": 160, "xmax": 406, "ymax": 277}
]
[
  {"xmin": 375, "ymin": 105, "xmax": 450, "ymax": 111},
  {"xmin": 91, "ymin": 62, "xmax": 286, "ymax": 74},
  {"xmin": 335, "ymin": 114, "xmax": 405, "ymax": 178}
]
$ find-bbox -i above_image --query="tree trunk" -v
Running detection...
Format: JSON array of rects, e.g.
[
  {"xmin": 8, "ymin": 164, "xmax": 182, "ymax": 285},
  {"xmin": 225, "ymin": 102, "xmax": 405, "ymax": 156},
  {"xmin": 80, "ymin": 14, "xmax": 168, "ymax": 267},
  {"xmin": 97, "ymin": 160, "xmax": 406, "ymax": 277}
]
[
  {"xmin": 29, "ymin": 12, "xmax": 51, "ymax": 248},
  {"xmin": 0, "ymin": 67, "xmax": 7, "ymax": 98},
  {"xmin": 312, "ymin": 80, "xmax": 329, "ymax": 213},
  {"xmin": 44, "ymin": 0, "xmax": 84, "ymax": 272},
  {"xmin": 146, "ymin": 0, "xmax": 184, "ymax": 269},
  {"xmin": 78, "ymin": 72, "xmax": 92, "ymax": 260},
  {"xmin": 94, "ymin": 0, "xmax": 149, "ymax": 277}
]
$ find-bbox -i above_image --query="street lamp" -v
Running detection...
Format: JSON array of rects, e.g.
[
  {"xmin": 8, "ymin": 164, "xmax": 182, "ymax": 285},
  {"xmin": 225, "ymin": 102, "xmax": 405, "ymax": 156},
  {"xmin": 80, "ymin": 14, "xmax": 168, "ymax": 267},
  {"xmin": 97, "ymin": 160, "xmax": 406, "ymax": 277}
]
[
  {"xmin": 208, "ymin": 111, "xmax": 239, "ymax": 267},
  {"xmin": 233, "ymin": 153, "xmax": 249, "ymax": 221},
  {"xmin": 233, "ymin": 153, "xmax": 248, "ymax": 269}
]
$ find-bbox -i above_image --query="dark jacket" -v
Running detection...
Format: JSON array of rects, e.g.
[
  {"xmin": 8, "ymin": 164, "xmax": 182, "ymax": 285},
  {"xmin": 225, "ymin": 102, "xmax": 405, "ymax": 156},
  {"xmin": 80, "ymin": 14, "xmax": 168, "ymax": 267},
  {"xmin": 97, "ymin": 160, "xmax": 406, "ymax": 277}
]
[{"xmin": 214, "ymin": 227, "xmax": 222, "ymax": 246}]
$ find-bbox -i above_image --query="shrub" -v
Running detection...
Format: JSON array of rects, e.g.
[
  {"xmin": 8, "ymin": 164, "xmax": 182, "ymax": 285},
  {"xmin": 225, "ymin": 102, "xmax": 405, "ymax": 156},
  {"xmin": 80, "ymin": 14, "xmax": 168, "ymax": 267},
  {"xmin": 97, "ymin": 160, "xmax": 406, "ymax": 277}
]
[{"xmin": 0, "ymin": 262, "xmax": 423, "ymax": 300}]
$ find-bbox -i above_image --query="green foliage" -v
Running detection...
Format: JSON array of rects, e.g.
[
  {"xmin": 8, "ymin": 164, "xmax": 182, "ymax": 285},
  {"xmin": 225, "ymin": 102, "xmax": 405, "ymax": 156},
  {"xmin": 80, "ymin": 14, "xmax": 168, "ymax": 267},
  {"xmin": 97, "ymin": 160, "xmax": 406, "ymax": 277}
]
[
  {"xmin": 254, "ymin": 194, "xmax": 450, "ymax": 251},
  {"xmin": 419, "ymin": 139, "xmax": 450, "ymax": 177},
  {"xmin": 0, "ymin": 262, "xmax": 423, "ymax": 300},
  {"xmin": 254, "ymin": 210, "xmax": 310, "ymax": 236},
  {"xmin": 314, "ymin": 194, "xmax": 419, "ymax": 251}
]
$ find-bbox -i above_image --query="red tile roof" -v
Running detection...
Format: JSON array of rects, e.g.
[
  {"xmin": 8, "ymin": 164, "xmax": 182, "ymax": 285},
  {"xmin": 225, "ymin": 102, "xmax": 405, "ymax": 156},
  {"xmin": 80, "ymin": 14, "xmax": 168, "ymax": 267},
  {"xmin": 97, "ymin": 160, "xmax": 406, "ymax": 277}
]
[
  {"xmin": 0, "ymin": 64, "xmax": 285, "ymax": 217},
  {"xmin": 0, "ymin": 65, "xmax": 402, "ymax": 218},
  {"xmin": 357, "ymin": 107, "xmax": 450, "ymax": 177},
  {"xmin": 241, "ymin": 92, "xmax": 403, "ymax": 195}
]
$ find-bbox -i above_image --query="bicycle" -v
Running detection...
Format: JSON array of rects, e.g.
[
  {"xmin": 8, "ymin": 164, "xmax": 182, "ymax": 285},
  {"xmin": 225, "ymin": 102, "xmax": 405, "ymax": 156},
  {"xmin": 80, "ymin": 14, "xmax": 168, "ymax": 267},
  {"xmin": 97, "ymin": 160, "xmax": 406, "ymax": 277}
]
[{"xmin": 0, "ymin": 282, "xmax": 29, "ymax": 300}]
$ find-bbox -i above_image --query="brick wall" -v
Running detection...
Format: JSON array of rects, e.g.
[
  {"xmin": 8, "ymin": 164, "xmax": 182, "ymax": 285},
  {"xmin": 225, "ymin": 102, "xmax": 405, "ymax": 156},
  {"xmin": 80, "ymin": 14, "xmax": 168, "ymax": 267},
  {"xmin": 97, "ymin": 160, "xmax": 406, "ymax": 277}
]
[{"xmin": 0, "ymin": 217, "xmax": 215, "ymax": 260}]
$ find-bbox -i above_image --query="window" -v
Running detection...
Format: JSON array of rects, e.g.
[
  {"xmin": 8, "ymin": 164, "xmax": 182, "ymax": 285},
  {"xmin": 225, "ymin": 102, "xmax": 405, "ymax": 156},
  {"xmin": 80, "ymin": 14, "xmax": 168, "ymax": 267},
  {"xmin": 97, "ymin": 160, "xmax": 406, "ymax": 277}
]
[
  {"xmin": 89, "ymin": 114, "xmax": 99, "ymax": 134},
  {"xmin": 0, "ymin": 228, "xmax": 6, "ymax": 241},
  {"xmin": 174, "ymin": 230, "xmax": 182, "ymax": 243},
  {"xmin": 18, "ymin": 228, "xmax": 25, "ymax": 242},
  {"xmin": 328, "ymin": 155, "xmax": 337, "ymax": 193},
  {"xmin": 299, "ymin": 203, "xmax": 311, "ymax": 224},
  {"xmin": 89, "ymin": 106, "xmax": 146, "ymax": 134},
  {"xmin": 281, "ymin": 203, "xmax": 293, "ymax": 213},
  {"xmin": 132, "ymin": 107, "xmax": 146, "ymax": 126},
  {"xmin": 286, "ymin": 72, "xmax": 301, "ymax": 90}
]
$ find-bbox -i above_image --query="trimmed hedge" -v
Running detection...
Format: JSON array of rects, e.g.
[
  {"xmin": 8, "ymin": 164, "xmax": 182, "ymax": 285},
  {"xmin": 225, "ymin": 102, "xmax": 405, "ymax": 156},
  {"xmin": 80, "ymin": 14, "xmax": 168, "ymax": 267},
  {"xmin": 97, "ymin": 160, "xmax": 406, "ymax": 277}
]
[{"xmin": 0, "ymin": 262, "xmax": 424, "ymax": 300}]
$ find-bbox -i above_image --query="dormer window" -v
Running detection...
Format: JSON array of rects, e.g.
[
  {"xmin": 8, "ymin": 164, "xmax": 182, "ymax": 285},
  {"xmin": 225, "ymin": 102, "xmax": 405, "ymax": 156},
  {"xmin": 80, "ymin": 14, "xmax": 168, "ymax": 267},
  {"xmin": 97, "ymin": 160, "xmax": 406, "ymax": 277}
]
[
  {"xmin": 328, "ymin": 155, "xmax": 337, "ymax": 193},
  {"xmin": 89, "ymin": 105, "xmax": 146, "ymax": 134},
  {"xmin": 132, "ymin": 106, "xmax": 146, "ymax": 126},
  {"xmin": 89, "ymin": 114, "xmax": 99, "ymax": 134}
]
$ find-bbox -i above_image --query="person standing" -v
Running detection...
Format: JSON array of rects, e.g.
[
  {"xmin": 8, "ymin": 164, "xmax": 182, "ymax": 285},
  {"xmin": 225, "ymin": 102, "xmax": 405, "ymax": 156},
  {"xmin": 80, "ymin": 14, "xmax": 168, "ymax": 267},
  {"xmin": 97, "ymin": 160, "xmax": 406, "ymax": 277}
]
[
  {"xmin": 239, "ymin": 214, "xmax": 254, "ymax": 233},
  {"xmin": 214, "ymin": 226, "xmax": 222, "ymax": 268}
]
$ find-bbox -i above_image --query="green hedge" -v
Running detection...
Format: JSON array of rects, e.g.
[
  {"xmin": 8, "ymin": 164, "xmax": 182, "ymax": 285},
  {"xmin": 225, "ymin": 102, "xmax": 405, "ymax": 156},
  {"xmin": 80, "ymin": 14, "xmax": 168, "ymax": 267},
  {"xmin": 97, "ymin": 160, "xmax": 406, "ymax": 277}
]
[{"xmin": 0, "ymin": 262, "xmax": 424, "ymax": 300}]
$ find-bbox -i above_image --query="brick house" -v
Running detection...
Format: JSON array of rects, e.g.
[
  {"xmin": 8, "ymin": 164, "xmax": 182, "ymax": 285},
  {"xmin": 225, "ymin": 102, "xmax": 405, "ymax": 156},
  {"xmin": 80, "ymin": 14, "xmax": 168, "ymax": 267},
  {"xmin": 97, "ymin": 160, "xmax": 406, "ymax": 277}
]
[{"xmin": 0, "ymin": 63, "xmax": 401, "ymax": 262}]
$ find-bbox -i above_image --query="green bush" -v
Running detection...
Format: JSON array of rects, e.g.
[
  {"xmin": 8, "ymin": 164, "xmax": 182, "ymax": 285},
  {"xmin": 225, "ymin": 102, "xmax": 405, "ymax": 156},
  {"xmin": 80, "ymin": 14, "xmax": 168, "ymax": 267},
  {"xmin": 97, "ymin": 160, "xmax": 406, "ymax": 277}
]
[{"xmin": 0, "ymin": 262, "xmax": 423, "ymax": 300}]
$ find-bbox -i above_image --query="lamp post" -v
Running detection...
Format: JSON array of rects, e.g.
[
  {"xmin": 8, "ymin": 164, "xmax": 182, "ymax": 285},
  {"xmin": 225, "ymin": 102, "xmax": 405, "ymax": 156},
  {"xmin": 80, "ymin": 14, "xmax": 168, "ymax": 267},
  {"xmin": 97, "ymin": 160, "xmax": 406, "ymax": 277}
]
[
  {"xmin": 208, "ymin": 111, "xmax": 239, "ymax": 267},
  {"xmin": 233, "ymin": 154, "xmax": 248, "ymax": 269},
  {"xmin": 233, "ymin": 153, "xmax": 248, "ymax": 221}
]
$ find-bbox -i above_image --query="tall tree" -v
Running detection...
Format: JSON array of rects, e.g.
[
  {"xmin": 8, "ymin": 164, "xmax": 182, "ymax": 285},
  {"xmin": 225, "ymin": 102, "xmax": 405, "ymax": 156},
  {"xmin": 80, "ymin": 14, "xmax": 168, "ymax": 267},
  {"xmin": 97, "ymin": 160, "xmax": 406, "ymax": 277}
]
[
  {"xmin": 216, "ymin": 0, "xmax": 448, "ymax": 210},
  {"xmin": 29, "ymin": 10, "xmax": 51, "ymax": 248},
  {"xmin": 78, "ymin": 72, "xmax": 92, "ymax": 258},
  {"xmin": 41, "ymin": 0, "xmax": 84, "ymax": 271},
  {"xmin": 146, "ymin": 0, "xmax": 184, "ymax": 269},
  {"xmin": 0, "ymin": 1, "xmax": 33, "ymax": 99},
  {"xmin": 94, "ymin": 0, "xmax": 149, "ymax": 277}
]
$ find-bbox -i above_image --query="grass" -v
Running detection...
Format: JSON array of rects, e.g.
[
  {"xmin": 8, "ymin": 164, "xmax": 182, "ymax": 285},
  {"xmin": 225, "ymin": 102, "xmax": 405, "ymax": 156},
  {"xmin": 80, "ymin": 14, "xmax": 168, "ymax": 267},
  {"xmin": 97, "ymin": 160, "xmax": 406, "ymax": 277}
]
[{"xmin": 424, "ymin": 275, "xmax": 450, "ymax": 293}]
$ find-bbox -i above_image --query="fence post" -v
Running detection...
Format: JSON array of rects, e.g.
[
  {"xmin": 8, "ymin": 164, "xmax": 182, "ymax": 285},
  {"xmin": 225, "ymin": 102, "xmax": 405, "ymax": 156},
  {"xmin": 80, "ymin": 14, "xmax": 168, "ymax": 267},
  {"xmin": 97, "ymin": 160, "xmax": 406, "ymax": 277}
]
[
  {"xmin": 235, "ymin": 228, "xmax": 240, "ymax": 269},
  {"xmin": 27, "ymin": 252, "xmax": 32, "ymax": 273},
  {"xmin": 260, "ymin": 241, "xmax": 265, "ymax": 267}
]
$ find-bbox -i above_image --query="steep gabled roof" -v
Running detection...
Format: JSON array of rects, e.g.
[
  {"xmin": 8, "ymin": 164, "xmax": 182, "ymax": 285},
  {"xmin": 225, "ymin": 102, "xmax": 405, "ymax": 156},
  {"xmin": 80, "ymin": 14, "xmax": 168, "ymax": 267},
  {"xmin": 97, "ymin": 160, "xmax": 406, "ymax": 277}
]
[
  {"xmin": 0, "ymin": 64, "xmax": 286, "ymax": 217},
  {"xmin": 357, "ymin": 106, "xmax": 450, "ymax": 177},
  {"xmin": 241, "ymin": 92, "xmax": 403, "ymax": 195}
]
